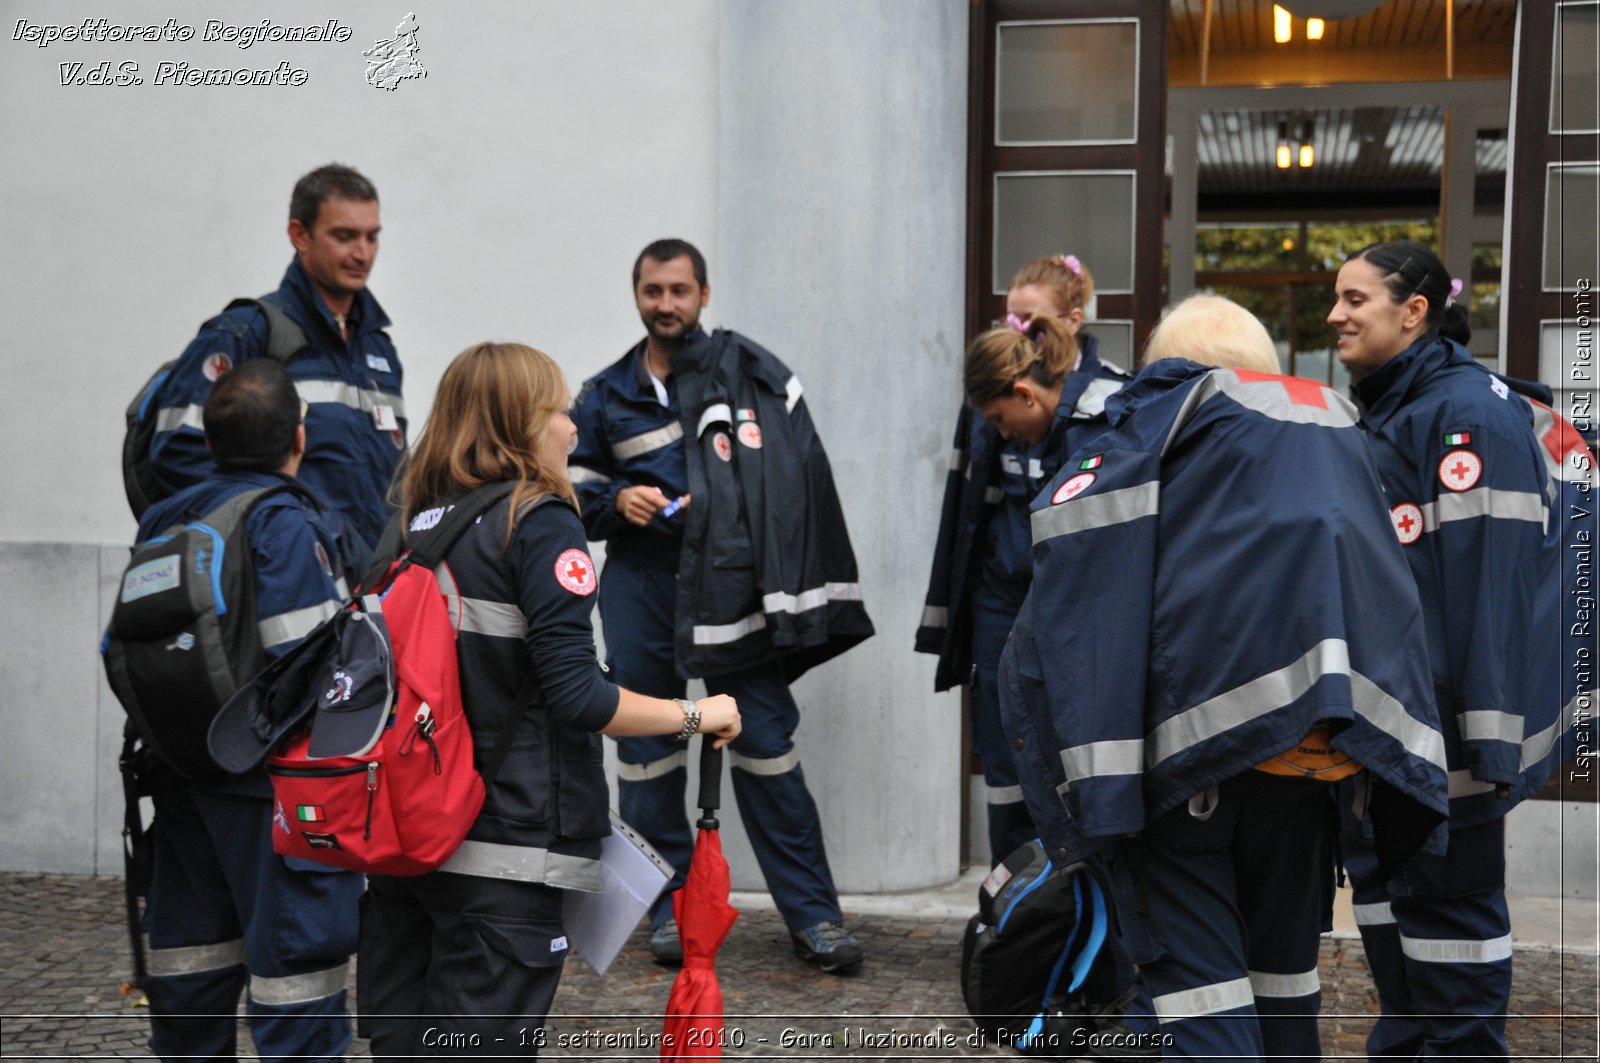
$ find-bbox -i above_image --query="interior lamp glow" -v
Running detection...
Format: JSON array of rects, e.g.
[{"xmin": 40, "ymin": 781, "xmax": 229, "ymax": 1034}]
[{"xmin": 1274, "ymin": 5, "xmax": 1292, "ymax": 43}]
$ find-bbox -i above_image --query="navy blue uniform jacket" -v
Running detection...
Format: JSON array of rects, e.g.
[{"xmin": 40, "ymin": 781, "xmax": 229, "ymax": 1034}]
[
  {"xmin": 148, "ymin": 258, "xmax": 405, "ymax": 553},
  {"xmin": 571, "ymin": 330, "xmax": 874, "ymax": 680},
  {"xmin": 1000, "ymin": 360, "xmax": 1449, "ymax": 871},
  {"xmin": 1356, "ymin": 337, "xmax": 1571, "ymax": 826}
]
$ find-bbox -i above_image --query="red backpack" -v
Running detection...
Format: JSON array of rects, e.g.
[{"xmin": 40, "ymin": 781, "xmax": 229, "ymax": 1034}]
[{"xmin": 256, "ymin": 483, "xmax": 536, "ymax": 875}]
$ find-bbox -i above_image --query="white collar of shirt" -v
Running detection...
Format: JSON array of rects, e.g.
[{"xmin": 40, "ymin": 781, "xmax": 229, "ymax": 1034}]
[{"xmin": 641, "ymin": 348, "xmax": 670, "ymax": 407}]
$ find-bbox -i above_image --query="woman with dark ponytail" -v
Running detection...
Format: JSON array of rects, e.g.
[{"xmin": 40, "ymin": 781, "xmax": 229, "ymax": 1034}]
[
  {"xmin": 916, "ymin": 255, "xmax": 1129, "ymax": 868},
  {"xmin": 1330, "ymin": 241, "xmax": 1554, "ymax": 1060}
]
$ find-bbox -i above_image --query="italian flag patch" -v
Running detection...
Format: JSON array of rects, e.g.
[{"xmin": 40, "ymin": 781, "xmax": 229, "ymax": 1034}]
[
  {"xmin": 1079, "ymin": 455, "xmax": 1103, "ymax": 470},
  {"xmin": 297, "ymin": 805, "xmax": 326, "ymax": 823},
  {"xmin": 1443, "ymin": 432, "xmax": 1471, "ymax": 446}
]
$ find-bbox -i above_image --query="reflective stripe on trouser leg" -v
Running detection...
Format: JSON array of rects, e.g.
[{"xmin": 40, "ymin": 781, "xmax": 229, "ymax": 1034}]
[
  {"xmin": 599, "ymin": 557, "xmax": 691, "ymax": 926},
  {"xmin": 971, "ymin": 591, "xmax": 1038, "ymax": 865},
  {"xmin": 1388, "ymin": 817, "xmax": 1513, "ymax": 1060},
  {"xmin": 711, "ymin": 660, "xmax": 843, "ymax": 931},
  {"xmin": 1232, "ymin": 776, "xmax": 1334, "ymax": 1063},
  {"xmin": 1338, "ymin": 789, "xmax": 1422, "ymax": 1061},
  {"xmin": 616, "ymin": 735, "xmax": 694, "ymax": 926},
  {"xmin": 145, "ymin": 792, "xmax": 249, "ymax": 1060},
  {"xmin": 198, "ymin": 790, "xmax": 358, "ymax": 1061}
]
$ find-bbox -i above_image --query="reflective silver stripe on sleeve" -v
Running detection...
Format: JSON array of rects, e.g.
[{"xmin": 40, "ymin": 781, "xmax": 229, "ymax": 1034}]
[
  {"xmin": 612, "ymin": 422, "xmax": 684, "ymax": 461},
  {"xmin": 1521, "ymin": 691, "xmax": 1591, "ymax": 772},
  {"xmin": 1148, "ymin": 640, "xmax": 1445, "ymax": 773},
  {"xmin": 1000, "ymin": 454, "xmax": 1024, "ymax": 476},
  {"xmin": 697, "ymin": 403, "xmax": 732, "ymax": 436},
  {"xmin": 949, "ymin": 447, "xmax": 965, "ymax": 472},
  {"xmin": 440, "ymin": 840, "xmax": 602, "ymax": 893},
  {"xmin": 1418, "ymin": 488, "xmax": 1549, "ymax": 533},
  {"xmin": 1152, "ymin": 976, "xmax": 1255, "ymax": 1022},
  {"xmin": 1028, "ymin": 457, "xmax": 1044, "ymax": 479},
  {"xmin": 1060, "ymin": 739, "xmax": 1144, "ymax": 782},
  {"xmin": 616, "ymin": 750, "xmax": 688, "ymax": 781},
  {"xmin": 920, "ymin": 605, "xmax": 949, "ymax": 629},
  {"xmin": 334, "ymin": 576, "xmax": 350, "ymax": 601},
  {"xmin": 762, "ymin": 582, "xmax": 863, "ymax": 616},
  {"xmin": 1031, "ymin": 482, "xmax": 1159, "ymax": 545},
  {"xmin": 729, "ymin": 749, "xmax": 801, "ymax": 776},
  {"xmin": 986, "ymin": 783, "xmax": 1024, "ymax": 805},
  {"xmin": 155, "ymin": 404, "xmax": 206, "ymax": 433},
  {"xmin": 1347, "ymin": 668, "xmax": 1447, "ymax": 772},
  {"xmin": 567, "ymin": 465, "xmax": 612, "ymax": 485},
  {"xmin": 1353, "ymin": 902, "xmax": 1395, "ymax": 926},
  {"xmin": 984, "ymin": 486, "xmax": 1004, "ymax": 504},
  {"xmin": 693, "ymin": 611, "xmax": 767, "ymax": 645},
  {"xmin": 785, "ymin": 374, "xmax": 804, "ymax": 413},
  {"xmin": 296, "ymin": 379, "xmax": 406, "ymax": 420},
  {"xmin": 458, "ymin": 596, "xmax": 527, "ymax": 639},
  {"xmin": 1458, "ymin": 710, "xmax": 1527, "ymax": 746},
  {"xmin": 1398, "ymin": 932, "xmax": 1513, "ymax": 964},
  {"xmin": 146, "ymin": 937, "xmax": 246, "ymax": 977},
  {"xmin": 258, "ymin": 600, "xmax": 341, "ymax": 649},
  {"xmin": 1247, "ymin": 968, "xmax": 1320, "ymax": 999},
  {"xmin": 250, "ymin": 962, "xmax": 349, "ymax": 1006}
]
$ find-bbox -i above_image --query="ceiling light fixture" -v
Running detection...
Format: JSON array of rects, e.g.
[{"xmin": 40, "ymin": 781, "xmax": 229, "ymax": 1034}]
[
  {"xmin": 1274, "ymin": 4, "xmax": 1293, "ymax": 44},
  {"xmin": 1306, "ymin": 17, "xmax": 1325, "ymax": 40}
]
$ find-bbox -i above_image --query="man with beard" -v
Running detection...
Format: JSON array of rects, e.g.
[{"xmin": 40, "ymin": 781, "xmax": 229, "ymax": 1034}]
[{"xmin": 569, "ymin": 239, "xmax": 867, "ymax": 974}]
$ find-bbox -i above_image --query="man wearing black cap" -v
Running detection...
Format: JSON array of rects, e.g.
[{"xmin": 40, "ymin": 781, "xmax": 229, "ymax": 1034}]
[{"xmin": 131, "ymin": 360, "xmax": 360, "ymax": 1062}]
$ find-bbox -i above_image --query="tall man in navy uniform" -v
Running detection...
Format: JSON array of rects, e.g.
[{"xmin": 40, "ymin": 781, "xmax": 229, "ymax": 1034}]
[
  {"xmin": 148, "ymin": 163, "xmax": 404, "ymax": 556},
  {"xmin": 570, "ymin": 239, "xmax": 871, "ymax": 973}
]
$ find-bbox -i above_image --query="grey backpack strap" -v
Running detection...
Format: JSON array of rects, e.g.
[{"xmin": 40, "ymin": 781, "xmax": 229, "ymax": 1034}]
[{"xmin": 223, "ymin": 297, "xmax": 310, "ymax": 364}]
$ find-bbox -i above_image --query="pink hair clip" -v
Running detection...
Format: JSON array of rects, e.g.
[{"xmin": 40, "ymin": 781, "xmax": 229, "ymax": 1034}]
[
  {"xmin": 1447, "ymin": 277, "xmax": 1463, "ymax": 306},
  {"xmin": 1058, "ymin": 254, "xmax": 1083, "ymax": 276},
  {"xmin": 1005, "ymin": 313, "xmax": 1030, "ymax": 334}
]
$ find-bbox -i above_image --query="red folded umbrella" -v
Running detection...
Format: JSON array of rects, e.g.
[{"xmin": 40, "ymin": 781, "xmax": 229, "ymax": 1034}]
[{"xmin": 661, "ymin": 738, "xmax": 738, "ymax": 1060}]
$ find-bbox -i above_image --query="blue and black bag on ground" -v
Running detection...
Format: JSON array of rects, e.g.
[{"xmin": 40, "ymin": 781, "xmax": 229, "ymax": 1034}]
[{"xmin": 960, "ymin": 838, "xmax": 1122, "ymax": 1054}]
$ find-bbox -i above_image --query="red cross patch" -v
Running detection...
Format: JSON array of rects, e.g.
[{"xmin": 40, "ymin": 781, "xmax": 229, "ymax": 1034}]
[
  {"xmin": 1051, "ymin": 472, "xmax": 1096, "ymax": 504},
  {"xmin": 1390, "ymin": 502, "xmax": 1424, "ymax": 545},
  {"xmin": 712, "ymin": 431, "xmax": 733, "ymax": 462},
  {"xmin": 737, "ymin": 422, "xmax": 763, "ymax": 449},
  {"xmin": 554, "ymin": 549, "xmax": 597, "ymax": 596},
  {"xmin": 1438, "ymin": 449, "xmax": 1482, "ymax": 492},
  {"xmin": 1231, "ymin": 368, "xmax": 1329, "ymax": 409},
  {"xmin": 202, "ymin": 352, "xmax": 233, "ymax": 382}
]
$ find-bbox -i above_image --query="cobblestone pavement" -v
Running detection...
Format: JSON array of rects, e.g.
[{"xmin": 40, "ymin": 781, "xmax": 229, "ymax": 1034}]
[{"xmin": 2, "ymin": 873, "xmax": 1596, "ymax": 1060}]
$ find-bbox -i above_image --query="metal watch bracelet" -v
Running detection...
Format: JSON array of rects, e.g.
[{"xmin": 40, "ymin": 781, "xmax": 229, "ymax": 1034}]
[{"xmin": 673, "ymin": 698, "xmax": 701, "ymax": 741}]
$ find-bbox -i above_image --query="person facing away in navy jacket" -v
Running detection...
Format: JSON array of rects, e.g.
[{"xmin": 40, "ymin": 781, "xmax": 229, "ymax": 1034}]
[
  {"xmin": 148, "ymin": 164, "xmax": 403, "ymax": 556},
  {"xmin": 567, "ymin": 239, "xmax": 866, "ymax": 974},
  {"xmin": 1002, "ymin": 296, "xmax": 1449, "ymax": 1061},
  {"xmin": 136, "ymin": 359, "xmax": 361, "ymax": 1063},
  {"xmin": 358, "ymin": 342, "xmax": 739, "ymax": 1058},
  {"xmin": 918, "ymin": 254, "xmax": 1127, "ymax": 867},
  {"xmin": 1330, "ymin": 242, "xmax": 1558, "ymax": 1060}
]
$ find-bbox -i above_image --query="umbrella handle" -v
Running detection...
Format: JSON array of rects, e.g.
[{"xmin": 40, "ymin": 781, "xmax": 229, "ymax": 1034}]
[{"xmin": 697, "ymin": 736, "xmax": 722, "ymax": 829}]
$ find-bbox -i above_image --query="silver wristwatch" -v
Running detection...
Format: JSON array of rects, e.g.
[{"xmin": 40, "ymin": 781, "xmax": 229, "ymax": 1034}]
[{"xmin": 673, "ymin": 698, "xmax": 701, "ymax": 741}]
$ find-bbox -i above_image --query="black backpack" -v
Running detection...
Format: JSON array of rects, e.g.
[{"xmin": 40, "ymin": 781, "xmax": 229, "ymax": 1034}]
[
  {"xmin": 960, "ymin": 839, "xmax": 1119, "ymax": 1055},
  {"xmin": 123, "ymin": 297, "xmax": 308, "ymax": 519},
  {"xmin": 103, "ymin": 481, "xmax": 320, "ymax": 780}
]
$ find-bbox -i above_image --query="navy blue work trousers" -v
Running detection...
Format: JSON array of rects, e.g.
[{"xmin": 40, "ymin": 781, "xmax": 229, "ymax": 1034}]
[{"xmin": 600, "ymin": 555, "xmax": 843, "ymax": 932}]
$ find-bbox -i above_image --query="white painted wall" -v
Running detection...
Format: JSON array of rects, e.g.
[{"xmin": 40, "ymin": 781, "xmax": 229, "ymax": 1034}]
[{"xmin": 0, "ymin": 0, "xmax": 969, "ymax": 890}]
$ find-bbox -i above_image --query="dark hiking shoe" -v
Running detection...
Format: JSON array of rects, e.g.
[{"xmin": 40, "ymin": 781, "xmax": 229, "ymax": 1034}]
[
  {"xmin": 649, "ymin": 919, "xmax": 682, "ymax": 966},
  {"xmin": 790, "ymin": 921, "xmax": 864, "ymax": 973}
]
